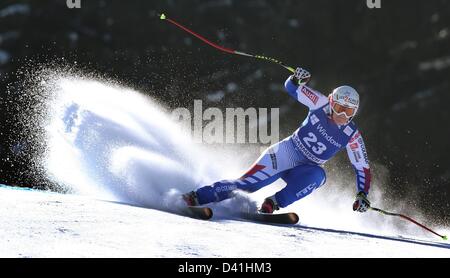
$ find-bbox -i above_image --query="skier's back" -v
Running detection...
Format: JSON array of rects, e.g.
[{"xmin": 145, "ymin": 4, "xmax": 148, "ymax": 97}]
[{"xmin": 183, "ymin": 67, "xmax": 372, "ymax": 214}]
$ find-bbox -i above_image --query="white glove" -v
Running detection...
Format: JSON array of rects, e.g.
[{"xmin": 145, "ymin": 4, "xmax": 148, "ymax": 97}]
[
  {"xmin": 291, "ymin": 67, "xmax": 311, "ymax": 85},
  {"xmin": 353, "ymin": 191, "xmax": 370, "ymax": 213}
]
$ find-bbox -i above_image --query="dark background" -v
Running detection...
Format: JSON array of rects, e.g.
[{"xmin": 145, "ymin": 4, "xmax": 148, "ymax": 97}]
[{"xmin": 0, "ymin": 0, "xmax": 449, "ymax": 222}]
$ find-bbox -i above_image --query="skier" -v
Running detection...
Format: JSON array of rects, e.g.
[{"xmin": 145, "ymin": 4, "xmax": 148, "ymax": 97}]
[{"xmin": 183, "ymin": 67, "xmax": 372, "ymax": 214}]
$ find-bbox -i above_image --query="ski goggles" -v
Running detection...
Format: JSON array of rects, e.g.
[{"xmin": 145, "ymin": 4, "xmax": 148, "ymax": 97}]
[{"xmin": 331, "ymin": 102, "xmax": 357, "ymax": 118}]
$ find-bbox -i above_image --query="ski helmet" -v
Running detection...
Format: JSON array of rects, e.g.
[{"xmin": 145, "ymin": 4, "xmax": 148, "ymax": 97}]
[{"xmin": 329, "ymin": 85, "xmax": 359, "ymax": 119}]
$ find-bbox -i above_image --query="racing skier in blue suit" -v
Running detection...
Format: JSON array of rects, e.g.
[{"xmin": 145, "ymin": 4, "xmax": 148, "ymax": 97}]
[{"xmin": 183, "ymin": 67, "xmax": 372, "ymax": 214}]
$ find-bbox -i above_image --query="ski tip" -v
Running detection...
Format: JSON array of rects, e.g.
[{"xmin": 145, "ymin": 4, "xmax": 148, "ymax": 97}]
[
  {"xmin": 443, "ymin": 235, "xmax": 448, "ymax": 240},
  {"xmin": 290, "ymin": 213, "xmax": 300, "ymax": 224},
  {"xmin": 204, "ymin": 207, "xmax": 213, "ymax": 219},
  {"xmin": 159, "ymin": 13, "xmax": 166, "ymax": 20},
  {"xmin": 185, "ymin": 206, "xmax": 213, "ymax": 220}
]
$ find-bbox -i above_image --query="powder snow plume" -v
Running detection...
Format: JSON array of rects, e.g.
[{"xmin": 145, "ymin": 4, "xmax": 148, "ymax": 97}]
[{"xmin": 40, "ymin": 73, "xmax": 239, "ymax": 214}]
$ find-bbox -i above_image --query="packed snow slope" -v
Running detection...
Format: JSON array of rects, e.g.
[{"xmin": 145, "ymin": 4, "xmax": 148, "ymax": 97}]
[
  {"xmin": 2, "ymin": 73, "xmax": 448, "ymax": 257},
  {"xmin": 1, "ymin": 185, "xmax": 449, "ymax": 257}
]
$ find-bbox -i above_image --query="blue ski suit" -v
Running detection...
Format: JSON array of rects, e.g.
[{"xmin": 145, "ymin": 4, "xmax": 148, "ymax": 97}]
[{"xmin": 195, "ymin": 76, "xmax": 372, "ymax": 208}]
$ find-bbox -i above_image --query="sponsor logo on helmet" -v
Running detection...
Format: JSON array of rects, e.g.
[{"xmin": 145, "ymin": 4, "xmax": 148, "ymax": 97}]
[
  {"xmin": 336, "ymin": 94, "xmax": 358, "ymax": 106},
  {"xmin": 343, "ymin": 95, "xmax": 359, "ymax": 106},
  {"xmin": 301, "ymin": 86, "xmax": 319, "ymax": 105}
]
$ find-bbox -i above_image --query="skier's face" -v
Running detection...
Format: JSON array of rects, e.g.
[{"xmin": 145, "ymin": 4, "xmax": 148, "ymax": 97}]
[{"xmin": 331, "ymin": 111, "xmax": 350, "ymax": 125}]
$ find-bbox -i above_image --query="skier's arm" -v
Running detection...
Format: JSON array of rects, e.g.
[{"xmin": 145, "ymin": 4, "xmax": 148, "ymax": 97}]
[
  {"xmin": 284, "ymin": 68, "xmax": 329, "ymax": 109},
  {"xmin": 346, "ymin": 130, "xmax": 371, "ymax": 196}
]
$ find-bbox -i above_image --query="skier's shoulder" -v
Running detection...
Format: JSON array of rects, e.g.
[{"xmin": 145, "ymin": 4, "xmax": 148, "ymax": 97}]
[
  {"xmin": 347, "ymin": 121, "xmax": 366, "ymax": 143},
  {"xmin": 299, "ymin": 85, "xmax": 328, "ymax": 105}
]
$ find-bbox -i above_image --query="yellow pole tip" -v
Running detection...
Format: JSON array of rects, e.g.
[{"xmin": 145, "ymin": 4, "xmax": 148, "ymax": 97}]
[
  {"xmin": 160, "ymin": 13, "xmax": 166, "ymax": 20},
  {"xmin": 443, "ymin": 235, "xmax": 448, "ymax": 240}
]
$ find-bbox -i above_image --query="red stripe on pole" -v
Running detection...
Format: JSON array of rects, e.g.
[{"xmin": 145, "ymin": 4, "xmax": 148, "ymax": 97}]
[
  {"xmin": 164, "ymin": 17, "xmax": 236, "ymax": 55},
  {"xmin": 371, "ymin": 207, "xmax": 446, "ymax": 239},
  {"xmin": 398, "ymin": 214, "xmax": 445, "ymax": 238}
]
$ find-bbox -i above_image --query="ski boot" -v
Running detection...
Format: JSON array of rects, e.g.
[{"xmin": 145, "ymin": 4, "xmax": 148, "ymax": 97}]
[
  {"xmin": 182, "ymin": 191, "xmax": 200, "ymax": 207},
  {"xmin": 259, "ymin": 195, "xmax": 280, "ymax": 214}
]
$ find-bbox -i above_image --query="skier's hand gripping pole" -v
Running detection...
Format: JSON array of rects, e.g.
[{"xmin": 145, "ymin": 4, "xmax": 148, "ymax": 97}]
[
  {"xmin": 290, "ymin": 67, "xmax": 311, "ymax": 86},
  {"xmin": 353, "ymin": 192, "xmax": 370, "ymax": 213},
  {"xmin": 158, "ymin": 13, "xmax": 296, "ymax": 73}
]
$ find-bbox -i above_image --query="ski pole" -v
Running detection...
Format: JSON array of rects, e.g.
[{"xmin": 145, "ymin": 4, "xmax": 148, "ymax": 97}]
[
  {"xmin": 370, "ymin": 207, "xmax": 447, "ymax": 240},
  {"xmin": 158, "ymin": 13, "xmax": 296, "ymax": 73}
]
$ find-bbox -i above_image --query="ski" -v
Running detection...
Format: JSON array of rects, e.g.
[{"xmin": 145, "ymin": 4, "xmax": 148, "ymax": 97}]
[
  {"xmin": 240, "ymin": 212, "xmax": 299, "ymax": 225},
  {"xmin": 181, "ymin": 206, "xmax": 213, "ymax": 220}
]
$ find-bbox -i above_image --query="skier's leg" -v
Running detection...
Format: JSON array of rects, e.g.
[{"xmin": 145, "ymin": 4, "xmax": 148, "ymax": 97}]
[
  {"xmin": 195, "ymin": 138, "xmax": 299, "ymax": 205},
  {"xmin": 273, "ymin": 164, "xmax": 327, "ymax": 208}
]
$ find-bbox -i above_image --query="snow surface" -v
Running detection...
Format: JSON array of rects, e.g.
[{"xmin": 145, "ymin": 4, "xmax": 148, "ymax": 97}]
[
  {"xmin": 2, "ymin": 72, "xmax": 449, "ymax": 257},
  {"xmin": 1, "ymin": 185, "xmax": 449, "ymax": 258}
]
